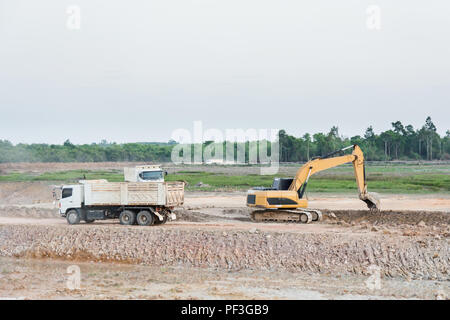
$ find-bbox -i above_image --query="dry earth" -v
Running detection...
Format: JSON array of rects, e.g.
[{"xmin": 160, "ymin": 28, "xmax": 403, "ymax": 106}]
[
  {"xmin": 0, "ymin": 182, "xmax": 448, "ymax": 300},
  {"xmin": 1, "ymin": 257, "xmax": 447, "ymax": 300}
]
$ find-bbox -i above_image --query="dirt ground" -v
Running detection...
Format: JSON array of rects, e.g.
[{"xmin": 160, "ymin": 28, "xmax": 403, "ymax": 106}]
[
  {"xmin": 0, "ymin": 257, "xmax": 447, "ymax": 300},
  {"xmin": 0, "ymin": 162, "xmax": 149, "ymax": 174},
  {"xmin": 0, "ymin": 182, "xmax": 448, "ymax": 300},
  {"xmin": 1, "ymin": 182, "xmax": 450, "ymax": 210}
]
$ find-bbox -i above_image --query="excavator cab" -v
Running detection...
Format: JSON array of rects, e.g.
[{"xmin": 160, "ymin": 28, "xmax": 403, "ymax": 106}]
[
  {"xmin": 252, "ymin": 178, "xmax": 295, "ymax": 191},
  {"xmin": 271, "ymin": 178, "xmax": 294, "ymax": 190}
]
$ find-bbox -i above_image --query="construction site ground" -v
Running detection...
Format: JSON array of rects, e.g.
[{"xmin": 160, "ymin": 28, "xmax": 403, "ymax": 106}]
[{"xmin": 0, "ymin": 181, "xmax": 448, "ymax": 300}]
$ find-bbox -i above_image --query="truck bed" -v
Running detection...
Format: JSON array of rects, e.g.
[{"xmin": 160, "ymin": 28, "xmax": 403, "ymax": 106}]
[{"xmin": 83, "ymin": 181, "xmax": 184, "ymax": 207}]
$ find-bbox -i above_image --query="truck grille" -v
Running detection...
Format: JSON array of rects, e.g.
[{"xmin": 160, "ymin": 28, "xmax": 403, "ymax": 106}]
[{"xmin": 247, "ymin": 194, "xmax": 256, "ymax": 204}]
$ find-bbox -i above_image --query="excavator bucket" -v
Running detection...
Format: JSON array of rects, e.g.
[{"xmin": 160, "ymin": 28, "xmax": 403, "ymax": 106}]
[{"xmin": 360, "ymin": 192, "xmax": 381, "ymax": 212}]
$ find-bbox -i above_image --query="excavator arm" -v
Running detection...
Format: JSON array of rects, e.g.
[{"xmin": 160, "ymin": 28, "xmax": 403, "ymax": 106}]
[{"xmin": 288, "ymin": 145, "xmax": 380, "ymax": 211}]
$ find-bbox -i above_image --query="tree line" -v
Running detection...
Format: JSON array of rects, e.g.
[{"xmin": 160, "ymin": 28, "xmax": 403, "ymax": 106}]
[
  {"xmin": 0, "ymin": 117, "xmax": 448, "ymax": 163},
  {"xmin": 0, "ymin": 140, "xmax": 176, "ymax": 163},
  {"xmin": 279, "ymin": 117, "xmax": 449, "ymax": 162}
]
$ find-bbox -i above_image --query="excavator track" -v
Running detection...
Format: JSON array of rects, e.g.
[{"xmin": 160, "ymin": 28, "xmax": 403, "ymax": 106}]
[{"xmin": 250, "ymin": 209, "xmax": 323, "ymax": 224}]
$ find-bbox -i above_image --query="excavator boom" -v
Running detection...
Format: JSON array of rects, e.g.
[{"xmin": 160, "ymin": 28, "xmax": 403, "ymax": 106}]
[{"xmin": 289, "ymin": 145, "xmax": 380, "ymax": 210}]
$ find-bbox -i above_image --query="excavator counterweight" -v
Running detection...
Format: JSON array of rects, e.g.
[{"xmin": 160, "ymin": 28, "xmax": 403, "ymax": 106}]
[{"xmin": 246, "ymin": 145, "xmax": 381, "ymax": 223}]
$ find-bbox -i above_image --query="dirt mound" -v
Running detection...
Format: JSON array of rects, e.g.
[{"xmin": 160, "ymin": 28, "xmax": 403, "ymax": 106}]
[
  {"xmin": 175, "ymin": 207, "xmax": 251, "ymax": 222},
  {"xmin": 0, "ymin": 182, "xmax": 54, "ymax": 205},
  {"xmin": 322, "ymin": 209, "xmax": 450, "ymax": 226},
  {"xmin": 221, "ymin": 208, "xmax": 251, "ymax": 215},
  {"xmin": 174, "ymin": 208, "xmax": 223, "ymax": 222},
  {"xmin": 0, "ymin": 224, "xmax": 447, "ymax": 280},
  {"xmin": 0, "ymin": 206, "xmax": 59, "ymax": 219}
]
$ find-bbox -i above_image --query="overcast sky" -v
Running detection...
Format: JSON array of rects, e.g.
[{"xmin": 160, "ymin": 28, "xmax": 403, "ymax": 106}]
[{"xmin": 0, "ymin": 0, "xmax": 449, "ymax": 144}]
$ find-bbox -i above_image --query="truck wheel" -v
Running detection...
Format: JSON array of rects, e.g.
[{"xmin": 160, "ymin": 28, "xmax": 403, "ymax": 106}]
[
  {"xmin": 67, "ymin": 210, "xmax": 81, "ymax": 225},
  {"xmin": 119, "ymin": 210, "xmax": 136, "ymax": 225},
  {"xmin": 136, "ymin": 210, "xmax": 154, "ymax": 226}
]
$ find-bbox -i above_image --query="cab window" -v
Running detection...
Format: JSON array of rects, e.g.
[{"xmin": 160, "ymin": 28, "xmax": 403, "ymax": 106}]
[
  {"xmin": 139, "ymin": 171, "xmax": 163, "ymax": 181},
  {"xmin": 62, "ymin": 188, "xmax": 73, "ymax": 199}
]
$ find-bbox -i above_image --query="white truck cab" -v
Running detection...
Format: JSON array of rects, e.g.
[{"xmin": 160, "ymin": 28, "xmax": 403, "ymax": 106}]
[
  {"xmin": 59, "ymin": 184, "xmax": 84, "ymax": 216},
  {"xmin": 123, "ymin": 165, "xmax": 167, "ymax": 183}
]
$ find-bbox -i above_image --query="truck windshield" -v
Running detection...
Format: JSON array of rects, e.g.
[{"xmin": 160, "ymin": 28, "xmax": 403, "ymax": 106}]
[{"xmin": 139, "ymin": 171, "xmax": 163, "ymax": 181}]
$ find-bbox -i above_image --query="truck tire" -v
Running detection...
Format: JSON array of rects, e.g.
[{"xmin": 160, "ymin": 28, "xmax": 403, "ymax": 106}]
[
  {"xmin": 67, "ymin": 210, "xmax": 81, "ymax": 225},
  {"xmin": 119, "ymin": 210, "xmax": 136, "ymax": 225},
  {"xmin": 136, "ymin": 210, "xmax": 154, "ymax": 226}
]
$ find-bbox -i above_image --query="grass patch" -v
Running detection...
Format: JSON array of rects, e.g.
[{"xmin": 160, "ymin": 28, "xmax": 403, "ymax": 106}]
[
  {"xmin": 299, "ymin": 163, "xmax": 450, "ymax": 176},
  {"xmin": 0, "ymin": 166, "xmax": 448, "ymax": 193},
  {"xmin": 165, "ymin": 172, "xmax": 277, "ymax": 188},
  {"xmin": 0, "ymin": 170, "xmax": 124, "ymax": 183},
  {"xmin": 165, "ymin": 172, "xmax": 449, "ymax": 193},
  {"xmin": 306, "ymin": 176, "xmax": 449, "ymax": 193}
]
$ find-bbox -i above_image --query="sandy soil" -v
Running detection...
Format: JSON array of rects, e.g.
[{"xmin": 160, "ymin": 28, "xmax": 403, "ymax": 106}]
[
  {"xmin": 0, "ymin": 182, "xmax": 448, "ymax": 300},
  {"xmin": 1, "ymin": 257, "xmax": 447, "ymax": 300},
  {"xmin": 0, "ymin": 162, "xmax": 149, "ymax": 174}
]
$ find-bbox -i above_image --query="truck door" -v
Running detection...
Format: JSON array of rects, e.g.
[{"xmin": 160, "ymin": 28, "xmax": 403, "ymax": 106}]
[{"xmin": 59, "ymin": 186, "xmax": 83, "ymax": 214}]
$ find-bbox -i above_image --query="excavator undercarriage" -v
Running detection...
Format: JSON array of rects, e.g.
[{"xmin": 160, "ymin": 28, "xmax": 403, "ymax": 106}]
[
  {"xmin": 247, "ymin": 145, "xmax": 381, "ymax": 223},
  {"xmin": 250, "ymin": 208, "xmax": 323, "ymax": 224}
]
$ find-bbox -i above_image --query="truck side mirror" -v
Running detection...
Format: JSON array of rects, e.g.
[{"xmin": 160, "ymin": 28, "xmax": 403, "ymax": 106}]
[{"xmin": 164, "ymin": 171, "xmax": 168, "ymax": 176}]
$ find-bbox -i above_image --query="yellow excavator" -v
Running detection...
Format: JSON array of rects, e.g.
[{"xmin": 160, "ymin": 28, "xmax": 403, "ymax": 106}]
[{"xmin": 246, "ymin": 145, "xmax": 380, "ymax": 223}]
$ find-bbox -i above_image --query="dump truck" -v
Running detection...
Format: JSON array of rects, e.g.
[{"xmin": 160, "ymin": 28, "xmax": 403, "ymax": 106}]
[
  {"xmin": 58, "ymin": 166, "xmax": 184, "ymax": 226},
  {"xmin": 247, "ymin": 145, "xmax": 380, "ymax": 223}
]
